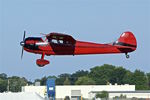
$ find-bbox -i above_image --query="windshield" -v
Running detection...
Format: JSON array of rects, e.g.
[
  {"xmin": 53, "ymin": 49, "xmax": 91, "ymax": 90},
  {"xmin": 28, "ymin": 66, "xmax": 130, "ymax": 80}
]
[{"xmin": 41, "ymin": 36, "xmax": 47, "ymax": 41}]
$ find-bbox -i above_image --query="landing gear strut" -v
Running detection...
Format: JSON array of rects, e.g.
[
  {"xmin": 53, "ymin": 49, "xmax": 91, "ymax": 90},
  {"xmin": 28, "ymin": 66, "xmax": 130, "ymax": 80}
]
[
  {"xmin": 36, "ymin": 53, "xmax": 50, "ymax": 67},
  {"xmin": 125, "ymin": 53, "xmax": 130, "ymax": 59}
]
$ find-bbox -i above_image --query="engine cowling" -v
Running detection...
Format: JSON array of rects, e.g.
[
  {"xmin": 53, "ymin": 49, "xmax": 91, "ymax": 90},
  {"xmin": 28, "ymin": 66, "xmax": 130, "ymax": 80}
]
[{"xmin": 36, "ymin": 59, "xmax": 50, "ymax": 67}]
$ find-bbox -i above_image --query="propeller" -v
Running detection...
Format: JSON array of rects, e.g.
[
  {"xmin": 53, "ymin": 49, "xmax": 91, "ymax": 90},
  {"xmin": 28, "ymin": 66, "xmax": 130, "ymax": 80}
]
[{"xmin": 20, "ymin": 31, "xmax": 26, "ymax": 59}]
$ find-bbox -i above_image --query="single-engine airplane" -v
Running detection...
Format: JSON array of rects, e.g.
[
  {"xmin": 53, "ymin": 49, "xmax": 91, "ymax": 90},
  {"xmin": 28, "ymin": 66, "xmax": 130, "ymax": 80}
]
[{"xmin": 20, "ymin": 31, "xmax": 137, "ymax": 67}]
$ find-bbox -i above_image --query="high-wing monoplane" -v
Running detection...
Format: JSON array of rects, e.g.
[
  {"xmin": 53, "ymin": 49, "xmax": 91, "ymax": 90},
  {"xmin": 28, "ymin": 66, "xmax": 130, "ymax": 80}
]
[{"xmin": 20, "ymin": 31, "xmax": 137, "ymax": 67}]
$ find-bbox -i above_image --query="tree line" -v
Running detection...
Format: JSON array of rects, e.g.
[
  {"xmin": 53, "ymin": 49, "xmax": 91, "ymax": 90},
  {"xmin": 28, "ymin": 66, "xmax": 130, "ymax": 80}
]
[{"xmin": 0, "ymin": 64, "xmax": 150, "ymax": 92}]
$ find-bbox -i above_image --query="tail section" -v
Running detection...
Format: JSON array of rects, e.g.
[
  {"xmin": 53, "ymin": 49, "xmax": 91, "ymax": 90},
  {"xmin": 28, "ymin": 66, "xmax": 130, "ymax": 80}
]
[
  {"xmin": 113, "ymin": 31, "xmax": 137, "ymax": 55},
  {"xmin": 117, "ymin": 31, "xmax": 137, "ymax": 48}
]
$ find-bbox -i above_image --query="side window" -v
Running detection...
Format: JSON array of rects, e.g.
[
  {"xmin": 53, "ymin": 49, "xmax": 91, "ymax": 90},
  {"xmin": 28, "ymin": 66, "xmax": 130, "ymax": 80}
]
[
  {"xmin": 59, "ymin": 40, "xmax": 63, "ymax": 44},
  {"xmin": 66, "ymin": 41, "xmax": 69, "ymax": 44},
  {"xmin": 64, "ymin": 40, "xmax": 72, "ymax": 46},
  {"xmin": 51, "ymin": 39, "xmax": 58, "ymax": 44}
]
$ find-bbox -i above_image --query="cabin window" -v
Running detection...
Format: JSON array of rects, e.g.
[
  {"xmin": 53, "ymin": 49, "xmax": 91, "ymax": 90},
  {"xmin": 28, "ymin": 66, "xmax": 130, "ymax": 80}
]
[
  {"xmin": 65, "ymin": 41, "xmax": 69, "ymax": 44},
  {"xmin": 59, "ymin": 40, "xmax": 63, "ymax": 44},
  {"xmin": 51, "ymin": 39, "xmax": 58, "ymax": 44},
  {"xmin": 50, "ymin": 39, "xmax": 64, "ymax": 44},
  {"xmin": 48, "ymin": 36, "xmax": 74, "ymax": 46}
]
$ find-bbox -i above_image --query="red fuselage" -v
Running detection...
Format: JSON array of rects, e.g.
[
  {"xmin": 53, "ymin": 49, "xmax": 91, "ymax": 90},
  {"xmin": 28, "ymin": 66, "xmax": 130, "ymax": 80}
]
[
  {"xmin": 24, "ymin": 40, "xmax": 136, "ymax": 55},
  {"xmin": 20, "ymin": 31, "xmax": 137, "ymax": 67}
]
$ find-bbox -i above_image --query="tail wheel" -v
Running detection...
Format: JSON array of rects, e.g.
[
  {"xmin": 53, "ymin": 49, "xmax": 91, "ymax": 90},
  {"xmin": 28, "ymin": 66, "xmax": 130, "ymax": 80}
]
[{"xmin": 125, "ymin": 53, "xmax": 130, "ymax": 59}]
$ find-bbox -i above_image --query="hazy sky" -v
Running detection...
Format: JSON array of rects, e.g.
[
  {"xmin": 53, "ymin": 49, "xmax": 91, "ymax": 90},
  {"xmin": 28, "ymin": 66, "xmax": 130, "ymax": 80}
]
[{"xmin": 0, "ymin": 0, "xmax": 150, "ymax": 81}]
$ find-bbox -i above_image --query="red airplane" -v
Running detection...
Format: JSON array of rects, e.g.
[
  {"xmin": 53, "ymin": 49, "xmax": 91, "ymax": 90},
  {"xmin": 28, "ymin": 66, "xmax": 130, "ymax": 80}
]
[{"xmin": 20, "ymin": 31, "xmax": 137, "ymax": 67}]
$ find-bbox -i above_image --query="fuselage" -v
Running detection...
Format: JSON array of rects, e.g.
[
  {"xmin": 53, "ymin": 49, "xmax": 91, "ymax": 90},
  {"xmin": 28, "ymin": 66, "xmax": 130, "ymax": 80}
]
[
  {"xmin": 20, "ymin": 31, "xmax": 137, "ymax": 67},
  {"xmin": 23, "ymin": 38, "xmax": 136, "ymax": 56}
]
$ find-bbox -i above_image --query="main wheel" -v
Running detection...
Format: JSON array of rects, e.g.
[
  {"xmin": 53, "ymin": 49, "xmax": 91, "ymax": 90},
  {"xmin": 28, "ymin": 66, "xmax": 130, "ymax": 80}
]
[
  {"xmin": 37, "ymin": 64, "xmax": 45, "ymax": 67},
  {"xmin": 36, "ymin": 59, "xmax": 50, "ymax": 67}
]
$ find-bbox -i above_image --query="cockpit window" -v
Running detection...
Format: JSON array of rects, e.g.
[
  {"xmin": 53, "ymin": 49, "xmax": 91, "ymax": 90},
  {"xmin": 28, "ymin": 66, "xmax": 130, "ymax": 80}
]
[{"xmin": 41, "ymin": 37, "xmax": 46, "ymax": 41}]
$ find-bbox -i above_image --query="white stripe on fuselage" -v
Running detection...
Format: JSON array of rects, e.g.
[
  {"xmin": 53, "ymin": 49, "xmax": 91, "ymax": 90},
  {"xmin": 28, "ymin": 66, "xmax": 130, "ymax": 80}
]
[{"xmin": 35, "ymin": 42, "xmax": 49, "ymax": 46}]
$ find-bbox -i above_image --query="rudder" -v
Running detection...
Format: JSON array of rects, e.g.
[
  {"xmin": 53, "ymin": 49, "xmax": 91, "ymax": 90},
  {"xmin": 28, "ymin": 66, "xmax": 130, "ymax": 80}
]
[{"xmin": 116, "ymin": 31, "xmax": 137, "ymax": 48}]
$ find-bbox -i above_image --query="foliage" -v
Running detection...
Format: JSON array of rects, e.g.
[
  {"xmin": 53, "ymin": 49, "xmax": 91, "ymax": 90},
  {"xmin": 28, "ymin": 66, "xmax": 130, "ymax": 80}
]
[
  {"xmin": 0, "ymin": 73, "xmax": 7, "ymax": 79},
  {"xmin": 0, "ymin": 64, "xmax": 150, "ymax": 92},
  {"xmin": 120, "ymin": 94, "xmax": 126, "ymax": 98},
  {"xmin": 96, "ymin": 91, "xmax": 108, "ymax": 98},
  {"xmin": 122, "ymin": 71, "xmax": 134, "ymax": 84},
  {"xmin": 109, "ymin": 67, "xmax": 127, "ymax": 84},
  {"xmin": 8, "ymin": 76, "xmax": 28, "ymax": 92},
  {"xmin": 0, "ymin": 73, "xmax": 8, "ymax": 92},
  {"xmin": 75, "ymin": 76, "xmax": 95, "ymax": 85},
  {"xmin": 35, "ymin": 76, "xmax": 56, "ymax": 86},
  {"xmin": 64, "ymin": 96, "xmax": 70, "ymax": 100},
  {"xmin": 146, "ymin": 73, "xmax": 150, "ymax": 89},
  {"xmin": 89, "ymin": 64, "xmax": 115, "ymax": 85},
  {"xmin": 70, "ymin": 70, "xmax": 89, "ymax": 85},
  {"xmin": 0, "ymin": 78, "xmax": 7, "ymax": 92},
  {"xmin": 113, "ymin": 94, "xmax": 126, "ymax": 99},
  {"xmin": 64, "ymin": 77, "xmax": 71, "ymax": 85},
  {"xmin": 40, "ymin": 76, "xmax": 47, "ymax": 85},
  {"xmin": 47, "ymin": 75, "xmax": 57, "ymax": 79},
  {"xmin": 132, "ymin": 70, "xmax": 149, "ymax": 90},
  {"xmin": 56, "ymin": 73, "xmax": 71, "ymax": 85}
]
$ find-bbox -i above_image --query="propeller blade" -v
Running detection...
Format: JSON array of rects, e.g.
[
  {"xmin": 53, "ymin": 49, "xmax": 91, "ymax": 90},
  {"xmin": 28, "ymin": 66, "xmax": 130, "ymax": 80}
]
[
  {"xmin": 21, "ymin": 30, "xmax": 26, "ymax": 59},
  {"xmin": 23, "ymin": 31, "xmax": 26, "ymax": 41},
  {"xmin": 21, "ymin": 47, "xmax": 24, "ymax": 59}
]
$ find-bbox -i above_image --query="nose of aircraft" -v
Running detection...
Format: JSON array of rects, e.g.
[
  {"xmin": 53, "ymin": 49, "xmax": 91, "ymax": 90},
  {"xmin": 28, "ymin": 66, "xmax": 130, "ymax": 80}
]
[{"xmin": 20, "ymin": 41, "xmax": 25, "ymax": 46}]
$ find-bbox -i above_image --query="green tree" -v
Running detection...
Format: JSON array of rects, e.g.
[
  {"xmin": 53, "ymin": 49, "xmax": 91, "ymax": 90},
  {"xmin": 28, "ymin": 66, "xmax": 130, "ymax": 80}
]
[
  {"xmin": 0, "ymin": 73, "xmax": 8, "ymax": 92},
  {"xmin": 0, "ymin": 78, "xmax": 7, "ymax": 92},
  {"xmin": 64, "ymin": 77, "xmax": 71, "ymax": 85},
  {"xmin": 147, "ymin": 73, "xmax": 150, "ymax": 89},
  {"xmin": 75, "ymin": 76, "xmax": 95, "ymax": 85},
  {"xmin": 34, "ymin": 78, "xmax": 41, "ymax": 85},
  {"xmin": 0, "ymin": 73, "xmax": 7, "ymax": 80},
  {"xmin": 64, "ymin": 96, "xmax": 70, "ymax": 100},
  {"xmin": 113, "ymin": 94, "xmax": 126, "ymax": 99},
  {"xmin": 110, "ymin": 67, "xmax": 127, "ymax": 84},
  {"xmin": 122, "ymin": 71, "xmax": 134, "ymax": 84},
  {"xmin": 8, "ymin": 76, "xmax": 27, "ymax": 92},
  {"xmin": 96, "ymin": 91, "xmax": 108, "ymax": 99},
  {"xmin": 40, "ymin": 76, "xmax": 47, "ymax": 85},
  {"xmin": 71, "ymin": 70, "xmax": 89, "ymax": 85},
  {"xmin": 89, "ymin": 64, "xmax": 115, "ymax": 84},
  {"xmin": 56, "ymin": 73, "xmax": 71, "ymax": 85},
  {"xmin": 47, "ymin": 75, "xmax": 57, "ymax": 79},
  {"xmin": 120, "ymin": 94, "xmax": 126, "ymax": 98},
  {"xmin": 132, "ymin": 70, "xmax": 149, "ymax": 90},
  {"xmin": 34, "ymin": 76, "xmax": 56, "ymax": 86}
]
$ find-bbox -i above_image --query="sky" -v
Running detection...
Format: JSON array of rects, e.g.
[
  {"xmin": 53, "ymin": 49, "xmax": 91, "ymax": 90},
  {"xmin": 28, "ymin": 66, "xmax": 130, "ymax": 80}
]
[{"xmin": 0, "ymin": 0, "xmax": 150, "ymax": 81}]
